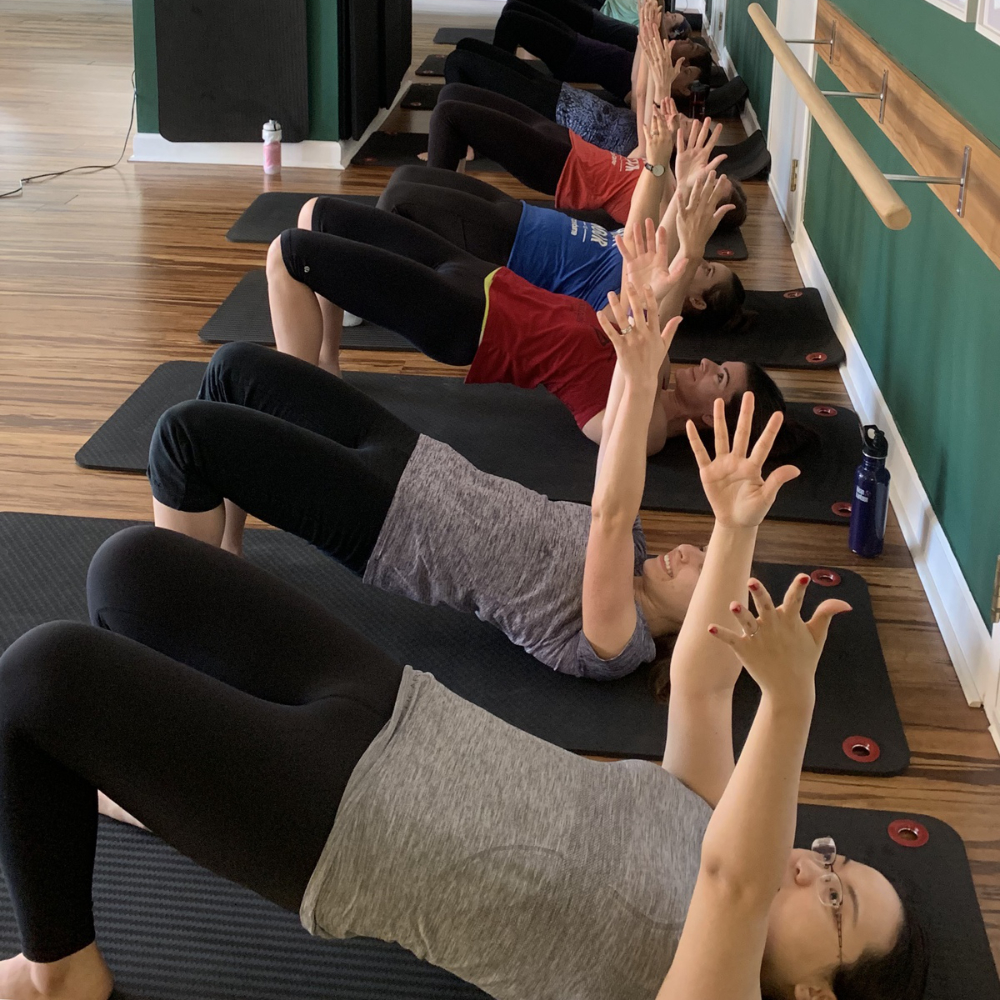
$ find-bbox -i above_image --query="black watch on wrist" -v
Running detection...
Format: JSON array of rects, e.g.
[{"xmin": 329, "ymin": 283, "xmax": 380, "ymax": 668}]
[{"xmin": 644, "ymin": 162, "xmax": 666, "ymax": 177}]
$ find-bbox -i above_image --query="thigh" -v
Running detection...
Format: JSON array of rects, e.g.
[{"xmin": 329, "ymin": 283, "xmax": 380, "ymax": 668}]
[
  {"xmin": 520, "ymin": 0, "xmax": 595, "ymax": 32},
  {"xmin": 148, "ymin": 399, "xmax": 408, "ymax": 571},
  {"xmin": 385, "ymin": 164, "xmax": 519, "ymax": 204},
  {"xmin": 0, "ymin": 618, "xmax": 399, "ymax": 913},
  {"xmin": 444, "ymin": 44, "xmax": 562, "ymax": 118},
  {"xmin": 378, "ymin": 179, "xmax": 521, "ymax": 265}
]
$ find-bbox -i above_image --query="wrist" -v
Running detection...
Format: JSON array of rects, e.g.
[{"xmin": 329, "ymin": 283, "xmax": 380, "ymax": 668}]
[{"xmin": 759, "ymin": 687, "xmax": 816, "ymax": 720}]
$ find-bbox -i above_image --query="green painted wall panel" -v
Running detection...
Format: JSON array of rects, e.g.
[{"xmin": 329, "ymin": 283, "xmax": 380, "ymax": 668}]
[
  {"xmin": 826, "ymin": 0, "xmax": 1000, "ymax": 143},
  {"xmin": 724, "ymin": 0, "xmax": 776, "ymax": 133},
  {"xmin": 804, "ymin": 61, "xmax": 1000, "ymax": 625},
  {"xmin": 130, "ymin": 0, "xmax": 339, "ymax": 139}
]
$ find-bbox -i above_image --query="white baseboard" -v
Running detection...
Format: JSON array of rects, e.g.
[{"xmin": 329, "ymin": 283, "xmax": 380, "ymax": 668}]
[
  {"xmin": 412, "ymin": 0, "xmax": 502, "ymax": 14},
  {"xmin": 792, "ymin": 227, "xmax": 998, "ymax": 740},
  {"xmin": 130, "ymin": 98, "xmax": 403, "ymax": 171}
]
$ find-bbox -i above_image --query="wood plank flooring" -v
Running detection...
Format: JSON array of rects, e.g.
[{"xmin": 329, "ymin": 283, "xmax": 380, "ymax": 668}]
[{"xmin": 1, "ymin": 0, "xmax": 998, "ymax": 965}]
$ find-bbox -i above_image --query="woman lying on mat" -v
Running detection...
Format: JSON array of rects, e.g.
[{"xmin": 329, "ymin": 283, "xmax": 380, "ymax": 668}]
[
  {"xmin": 380, "ymin": 115, "xmax": 746, "ymax": 334},
  {"xmin": 424, "ymin": 83, "xmax": 745, "ymax": 232},
  {"xmin": 444, "ymin": 4, "xmax": 711, "ymax": 156},
  {"xmin": 491, "ymin": 0, "xmax": 700, "ymax": 102},
  {"xmin": 501, "ymin": 0, "xmax": 693, "ymax": 46},
  {"xmin": 267, "ymin": 171, "xmax": 779, "ymax": 452},
  {"xmin": 146, "ymin": 331, "xmax": 700, "ymax": 679},
  {"xmin": 0, "ymin": 388, "xmax": 926, "ymax": 1000}
]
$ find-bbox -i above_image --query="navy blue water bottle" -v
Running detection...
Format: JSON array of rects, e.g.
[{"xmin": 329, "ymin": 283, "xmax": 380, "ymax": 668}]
[
  {"xmin": 849, "ymin": 425, "xmax": 890, "ymax": 557},
  {"xmin": 689, "ymin": 82, "xmax": 709, "ymax": 121}
]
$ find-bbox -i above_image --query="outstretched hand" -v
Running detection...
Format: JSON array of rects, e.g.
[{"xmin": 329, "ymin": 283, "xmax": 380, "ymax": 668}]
[
  {"xmin": 642, "ymin": 105, "xmax": 677, "ymax": 168},
  {"xmin": 708, "ymin": 574, "xmax": 851, "ymax": 702},
  {"xmin": 676, "ymin": 168, "xmax": 735, "ymax": 260},
  {"xmin": 597, "ymin": 281, "xmax": 683, "ymax": 386},
  {"xmin": 616, "ymin": 217, "xmax": 683, "ymax": 301},
  {"xmin": 686, "ymin": 392, "xmax": 800, "ymax": 528},
  {"xmin": 675, "ymin": 117, "xmax": 726, "ymax": 194}
]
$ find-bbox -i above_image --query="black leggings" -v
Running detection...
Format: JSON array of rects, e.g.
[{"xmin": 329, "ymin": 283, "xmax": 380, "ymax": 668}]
[
  {"xmin": 149, "ymin": 342, "xmax": 420, "ymax": 574},
  {"xmin": 428, "ymin": 83, "xmax": 571, "ymax": 193},
  {"xmin": 444, "ymin": 38, "xmax": 563, "ymax": 119},
  {"xmin": 0, "ymin": 525, "xmax": 404, "ymax": 961},
  {"xmin": 509, "ymin": 0, "xmax": 639, "ymax": 50},
  {"xmin": 492, "ymin": 2, "xmax": 634, "ymax": 98},
  {"xmin": 377, "ymin": 165, "xmax": 523, "ymax": 266},
  {"xmin": 282, "ymin": 197, "xmax": 495, "ymax": 366}
]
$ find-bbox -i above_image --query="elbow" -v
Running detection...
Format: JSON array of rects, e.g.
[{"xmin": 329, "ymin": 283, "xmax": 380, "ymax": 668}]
[
  {"xmin": 698, "ymin": 857, "xmax": 777, "ymax": 913},
  {"xmin": 589, "ymin": 503, "xmax": 636, "ymax": 534}
]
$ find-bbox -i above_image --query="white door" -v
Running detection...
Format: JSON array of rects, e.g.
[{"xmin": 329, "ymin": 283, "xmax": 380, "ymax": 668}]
[{"xmin": 766, "ymin": 0, "xmax": 819, "ymax": 238}]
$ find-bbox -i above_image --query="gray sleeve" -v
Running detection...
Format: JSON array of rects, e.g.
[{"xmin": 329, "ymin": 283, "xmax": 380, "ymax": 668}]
[{"xmin": 572, "ymin": 604, "xmax": 657, "ymax": 681}]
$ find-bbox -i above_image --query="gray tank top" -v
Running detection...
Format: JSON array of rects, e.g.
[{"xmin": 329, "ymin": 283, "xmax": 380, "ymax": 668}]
[
  {"xmin": 363, "ymin": 435, "xmax": 656, "ymax": 681},
  {"xmin": 301, "ymin": 668, "xmax": 712, "ymax": 1000}
]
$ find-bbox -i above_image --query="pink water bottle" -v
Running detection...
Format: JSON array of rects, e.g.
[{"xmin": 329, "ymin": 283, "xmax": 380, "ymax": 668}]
[{"xmin": 263, "ymin": 120, "xmax": 282, "ymax": 175}]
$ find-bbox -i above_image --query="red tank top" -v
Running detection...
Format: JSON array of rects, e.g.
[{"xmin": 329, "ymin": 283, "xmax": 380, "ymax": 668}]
[
  {"xmin": 554, "ymin": 130, "xmax": 644, "ymax": 225},
  {"xmin": 466, "ymin": 268, "xmax": 614, "ymax": 430}
]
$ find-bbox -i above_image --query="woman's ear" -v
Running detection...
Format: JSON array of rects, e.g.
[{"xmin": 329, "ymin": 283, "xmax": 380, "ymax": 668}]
[
  {"xmin": 793, "ymin": 984, "xmax": 837, "ymax": 1000},
  {"xmin": 699, "ymin": 410, "xmax": 715, "ymax": 428},
  {"xmin": 687, "ymin": 294, "xmax": 707, "ymax": 312}
]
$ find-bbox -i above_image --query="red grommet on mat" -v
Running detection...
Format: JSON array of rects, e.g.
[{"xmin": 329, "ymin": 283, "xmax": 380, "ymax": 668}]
[
  {"xmin": 813, "ymin": 405, "xmax": 838, "ymax": 417},
  {"xmin": 718, "ymin": 249, "xmax": 735, "ymax": 257},
  {"xmin": 806, "ymin": 352, "xmax": 828, "ymax": 364},
  {"xmin": 810, "ymin": 569, "xmax": 841, "ymax": 587},
  {"xmin": 784, "ymin": 290, "xmax": 804, "ymax": 299},
  {"xmin": 831, "ymin": 501, "xmax": 852, "ymax": 517},
  {"xmin": 842, "ymin": 736, "xmax": 881, "ymax": 763},
  {"xmin": 887, "ymin": 819, "xmax": 930, "ymax": 848}
]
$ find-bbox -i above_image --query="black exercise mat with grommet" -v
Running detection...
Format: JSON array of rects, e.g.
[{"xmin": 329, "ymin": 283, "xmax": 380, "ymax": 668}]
[
  {"xmin": 704, "ymin": 225, "xmax": 748, "ymax": 261},
  {"xmin": 225, "ymin": 193, "xmax": 378, "ymax": 243},
  {"xmin": 716, "ymin": 129, "xmax": 770, "ymax": 181},
  {"xmin": 0, "ymin": 514, "xmax": 906, "ymax": 772},
  {"xmin": 400, "ymin": 82, "xmax": 443, "ymax": 109},
  {"xmin": 415, "ymin": 53, "xmax": 550, "ymax": 76},
  {"xmin": 433, "ymin": 26, "xmax": 495, "ymax": 44},
  {"xmin": 351, "ymin": 131, "xmax": 506, "ymax": 172},
  {"xmin": 0, "ymin": 804, "xmax": 990, "ymax": 998},
  {"xmin": 75, "ymin": 364, "xmax": 861, "ymax": 526},
  {"xmin": 706, "ymin": 75, "xmax": 748, "ymax": 119},
  {"xmin": 671, "ymin": 288, "xmax": 844, "ymax": 369}
]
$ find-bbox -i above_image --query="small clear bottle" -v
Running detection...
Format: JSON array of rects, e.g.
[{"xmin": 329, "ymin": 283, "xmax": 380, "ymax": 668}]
[{"xmin": 263, "ymin": 120, "xmax": 282, "ymax": 176}]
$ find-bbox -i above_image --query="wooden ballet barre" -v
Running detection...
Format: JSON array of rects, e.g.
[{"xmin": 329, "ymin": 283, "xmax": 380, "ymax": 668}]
[{"xmin": 747, "ymin": 3, "xmax": 912, "ymax": 231}]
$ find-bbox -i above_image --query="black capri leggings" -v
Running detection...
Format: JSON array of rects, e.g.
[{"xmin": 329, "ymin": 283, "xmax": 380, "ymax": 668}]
[
  {"xmin": 0, "ymin": 525, "xmax": 404, "ymax": 961},
  {"xmin": 377, "ymin": 165, "xmax": 523, "ymax": 265},
  {"xmin": 282, "ymin": 196, "xmax": 495, "ymax": 365},
  {"xmin": 492, "ymin": 1, "xmax": 634, "ymax": 98},
  {"xmin": 428, "ymin": 83, "xmax": 571, "ymax": 192},
  {"xmin": 507, "ymin": 0, "xmax": 639, "ymax": 50},
  {"xmin": 149, "ymin": 342, "xmax": 420, "ymax": 573},
  {"xmin": 444, "ymin": 38, "xmax": 564, "ymax": 120}
]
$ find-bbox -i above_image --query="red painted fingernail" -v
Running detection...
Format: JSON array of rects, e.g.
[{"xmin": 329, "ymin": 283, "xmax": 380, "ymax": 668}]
[
  {"xmin": 748, "ymin": 582, "xmax": 758, "ymax": 591},
  {"xmin": 799, "ymin": 575, "xmax": 809, "ymax": 585},
  {"xmin": 708, "ymin": 626, "xmax": 718, "ymax": 634},
  {"xmin": 732, "ymin": 603, "xmax": 741, "ymax": 613}
]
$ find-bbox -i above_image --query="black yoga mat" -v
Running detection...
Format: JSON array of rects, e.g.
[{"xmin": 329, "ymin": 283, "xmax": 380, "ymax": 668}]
[
  {"xmin": 716, "ymin": 128, "xmax": 771, "ymax": 181},
  {"xmin": 416, "ymin": 53, "xmax": 550, "ymax": 77},
  {"xmin": 0, "ymin": 803, "xmax": 992, "ymax": 1000},
  {"xmin": 706, "ymin": 75, "xmax": 748, "ymax": 118},
  {"xmin": 225, "ymin": 193, "xmax": 375, "ymax": 243},
  {"xmin": 708, "ymin": 63, "xmax": 728, "ymax": 89},
  {"xmin": 433, "ymin": 26, "xmax": 495, "ymax": 44},
  {"xmin": 400, "ymin": 82, "xmax": 443, "ymax": 109},
  {"xmin": 76, "ymin": 363, "xmax": 861, "ymax": 527},
  {"xmin": 0, "ymin": 513, "xmax": 906, "ymax": 772},
  {"xmin": 351, "ymin": 131, "xmax": 505, "ymax": 172},
  {"xmin": 672, "ymin": 287, "xmax": 845, "ymax": 369},
  {"xmin": 704, "ymin": 225, "xmax": 748, "ymax": 261}
]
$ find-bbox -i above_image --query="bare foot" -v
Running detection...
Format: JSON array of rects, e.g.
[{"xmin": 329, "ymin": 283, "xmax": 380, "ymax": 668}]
[
  {"xmin": 97, "ymin": 791, "xmax": 147, "ymax": 831},
  {"xmin": 318, "ymin": 359, "xmax": 342, "ymax": 377},
  {"xmin": 417, "ymin": 151, "xmax": 429, "ymax": 161},
  {"xmin": 0, "ymin": 944, "xmax": 113, "ymax": 1000}
]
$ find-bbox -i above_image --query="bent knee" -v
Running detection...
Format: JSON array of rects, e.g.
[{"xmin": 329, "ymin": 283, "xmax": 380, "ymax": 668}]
[{"xmin": 297, "ymin": 196, "xmax": 319, "ymax": 230}]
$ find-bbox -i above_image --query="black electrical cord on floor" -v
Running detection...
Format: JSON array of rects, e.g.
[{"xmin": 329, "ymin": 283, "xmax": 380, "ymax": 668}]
[{"xmin": 0, "ymin": 71, "xmax": 137, "ymax": 200}]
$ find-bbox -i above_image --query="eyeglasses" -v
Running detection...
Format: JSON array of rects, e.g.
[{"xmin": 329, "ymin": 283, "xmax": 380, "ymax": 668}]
[{"xmin": 811, "ymin": 836, "xmax": 844, "ymax": 966}]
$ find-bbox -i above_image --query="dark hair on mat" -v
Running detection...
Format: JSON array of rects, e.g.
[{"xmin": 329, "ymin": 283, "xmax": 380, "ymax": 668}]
[
  {"xmin": 683, "ymin": 48, "xmax": 713, "ymax": 84},
  {"xmin": 648, "ymin": 633, "xmax": 678, "ymax": 703},
  {"xmin": 682, "ymin": 269, "xmax": 747, "ymax": 333},
  {"xmin": 716, "ymin": 177, "xmax": 747, "ymax": 231},
  {"xmin": 761, "ymin": 894, "xmax": 928, "ymax": 1000}
]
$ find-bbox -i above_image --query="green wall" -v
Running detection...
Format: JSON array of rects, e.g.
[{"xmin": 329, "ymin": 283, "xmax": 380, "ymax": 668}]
[
  {"xmin": 804, "ymin": 60, "xmax": 1000, "ymax": 626},
  {"xmin": 131, "ymin": 0, "xmax": 339, "ymax": 139},
  {"xmin": 724, "ymin": 0, "xmax": 777, "ymax": 134}
]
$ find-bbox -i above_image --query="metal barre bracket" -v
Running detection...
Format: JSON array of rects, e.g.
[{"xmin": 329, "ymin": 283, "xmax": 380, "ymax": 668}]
[
  {"xmin": 884, "ymin": 146, "xmax": 972, "ymax": 217},
  {"xmin": 784, "ymin": 20, "xmax": 837, "ymax": 61},
  {"xmin": 821, "ymin": 69, "xmax": 888, "ymax": 124}
]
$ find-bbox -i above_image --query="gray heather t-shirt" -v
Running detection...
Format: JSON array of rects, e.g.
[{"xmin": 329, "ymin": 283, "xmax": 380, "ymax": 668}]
[
  {"xmin": 363, "ymin": 435, "xmax": 656, "ymax": 680},
  {"xmin": 301, "ymin": 667, "xmax": 713, "ymax": 1000}
]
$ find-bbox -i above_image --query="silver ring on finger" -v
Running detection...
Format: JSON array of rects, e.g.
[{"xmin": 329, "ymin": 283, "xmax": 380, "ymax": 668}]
[
  {"xmin": 744, "ymin": 622, "xmax": 760, "ymax": 639},
  {"xmin": 620, "ymin": 324, "xmax": 634, "ymax": 336}
]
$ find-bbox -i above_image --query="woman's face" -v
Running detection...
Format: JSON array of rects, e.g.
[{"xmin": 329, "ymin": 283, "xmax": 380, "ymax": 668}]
[
  {"xmin": 672, "ymin": 39, "xmax": 706, "ymax": 62},
  {"xmin": 673, "ymin": 358, "xmax": 748, "ymax": 423},
  {"xmin": 763, "ymin": 850, "xmax": 904, "ymax": 994},
  {"xmin": 687, "ymin": 259, "xmax": 733, "ymax": 310},
  {"xmin": 641, "ymin": 544, "xmax": 705, "ymax": 624},
  {"xmin": 672, "ymin": 64, "xmax": 702, "ymax": 96}
]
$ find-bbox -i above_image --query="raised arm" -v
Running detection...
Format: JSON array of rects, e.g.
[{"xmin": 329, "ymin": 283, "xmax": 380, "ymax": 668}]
[
  {"xmin": 661, "ymin": 393, "xmax": 801, "ymax": 805},
  {"xmin": 658, "ymin": 508, "xmax": 850, "ymax": 999},
  {"xmin": 582, "ymin": 283, "xmax": 682, "ymax": 659}
]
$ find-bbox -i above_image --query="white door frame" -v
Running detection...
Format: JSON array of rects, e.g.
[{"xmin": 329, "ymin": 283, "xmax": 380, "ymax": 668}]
[{"xmin": 766, "ymin": 0, "xmax": 818, "ymax": 240}]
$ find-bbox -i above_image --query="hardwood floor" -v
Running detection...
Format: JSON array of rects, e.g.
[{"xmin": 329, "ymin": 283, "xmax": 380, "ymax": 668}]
[{"xmin": 1, "ymin": 0, "xmax": 998, "ymax": 965}]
